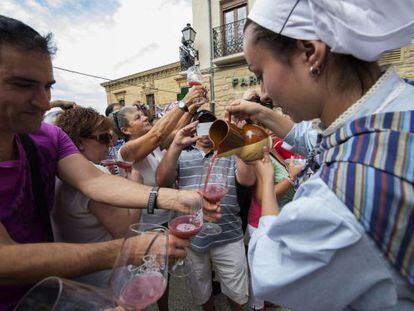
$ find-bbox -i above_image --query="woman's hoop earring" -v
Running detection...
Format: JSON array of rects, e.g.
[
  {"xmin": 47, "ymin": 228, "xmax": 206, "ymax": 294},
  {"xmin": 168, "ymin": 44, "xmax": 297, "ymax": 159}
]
[{"xmin": 310, "ymin": 66, "xmax": 321, "ymax": 77}]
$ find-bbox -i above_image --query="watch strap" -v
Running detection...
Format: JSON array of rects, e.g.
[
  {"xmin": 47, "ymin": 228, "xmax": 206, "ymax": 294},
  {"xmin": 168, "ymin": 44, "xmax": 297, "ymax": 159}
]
[
  {"xmin": 147, "ymin": 186, "xmax": 160, "ymax": 214},
  {"xmin": 178, "ymin": 100, "xmax": 189, "ymax": 112}
]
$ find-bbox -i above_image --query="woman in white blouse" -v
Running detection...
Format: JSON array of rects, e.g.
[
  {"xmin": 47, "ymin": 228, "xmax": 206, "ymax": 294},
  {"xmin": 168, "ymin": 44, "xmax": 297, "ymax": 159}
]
[{"xmin": 227, "ymin": 0, "xmax": 414, "ymax": 310}]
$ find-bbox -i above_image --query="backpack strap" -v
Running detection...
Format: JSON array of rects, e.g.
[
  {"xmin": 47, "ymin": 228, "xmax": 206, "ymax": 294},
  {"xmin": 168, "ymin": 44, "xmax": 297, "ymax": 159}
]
[{"xmin": 18, "ymin": 134, "xmax": 54, "ymax": 242}]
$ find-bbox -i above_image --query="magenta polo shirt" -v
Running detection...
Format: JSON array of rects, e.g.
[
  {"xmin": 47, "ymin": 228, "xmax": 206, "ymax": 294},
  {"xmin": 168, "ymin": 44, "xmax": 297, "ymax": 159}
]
[{"xmin": 0, "ymin": 122, "xmax": 79, "ymax": 310}]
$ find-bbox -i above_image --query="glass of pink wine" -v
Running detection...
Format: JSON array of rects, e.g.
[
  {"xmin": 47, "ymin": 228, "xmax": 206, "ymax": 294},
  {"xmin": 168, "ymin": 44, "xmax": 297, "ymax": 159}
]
[
  {"xmin": 199, "ymin": 155, "xmax": 230, "ymax": 235},
  {"xmin": 110, "ymin": 223, "xmax": 168, "ymax": 311},
  {"xmin": 168, "ymin": 191, "xmax": 203, "ymax": 277},
  {"xmin": 187, "ymin": 65, "xmax": 208, "ymax": 105}
]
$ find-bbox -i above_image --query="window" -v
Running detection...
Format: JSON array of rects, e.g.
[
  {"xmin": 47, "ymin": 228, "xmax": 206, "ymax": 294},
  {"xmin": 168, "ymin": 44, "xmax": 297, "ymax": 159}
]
[
  {"xmin": 222, "ymin": 0, "xmax": 247, "ymax": 54},
  {"xmin": 379, "ymin": 48, "xmax": 404, "ymax": 66}
]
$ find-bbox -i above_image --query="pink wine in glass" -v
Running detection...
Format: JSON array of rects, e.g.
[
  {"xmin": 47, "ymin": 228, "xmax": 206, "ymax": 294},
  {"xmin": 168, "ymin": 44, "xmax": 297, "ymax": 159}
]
[
  {"xmin": 119, "ymin": 272, "xmax": 166, "ymax": 310},
  {"xmin": 101, "ymin": 159, "xmax": 116, "ymax": 168},
  {"xmin": 188, "ymin": 81, "xmax": 202, "ymax": 87},
  {"xmin": 202, "ymin": 185, "xmax": 228, "ymax": 203},
  {"xmin": 169, "ymin": 215, "xmax": 202, "ymax": 239},
  {"xmin": 116, "ymin": 160, "xmax": 132, "ymax": 172}
]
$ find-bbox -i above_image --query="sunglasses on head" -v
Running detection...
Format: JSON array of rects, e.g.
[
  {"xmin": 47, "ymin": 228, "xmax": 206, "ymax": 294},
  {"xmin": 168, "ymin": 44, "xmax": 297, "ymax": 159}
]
[{"xmin": 86, "ymin": 132, "xmax": 113, "ymax": 145}]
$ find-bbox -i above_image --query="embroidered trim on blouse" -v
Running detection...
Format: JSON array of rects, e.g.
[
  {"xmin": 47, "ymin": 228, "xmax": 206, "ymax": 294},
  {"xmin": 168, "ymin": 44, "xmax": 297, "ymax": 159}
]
[{"xmin": 323, "ymin": 67, "xmax": 394, "ymax": 136}]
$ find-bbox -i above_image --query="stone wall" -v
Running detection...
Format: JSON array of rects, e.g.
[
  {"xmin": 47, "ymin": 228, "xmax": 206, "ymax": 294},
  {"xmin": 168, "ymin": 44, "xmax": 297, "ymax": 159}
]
[
  {"xmin": 394, "ymin": 43, "xmax": 414, "ymax": 78},
  {"xmin": 211, "ymin": 65, "xmax": 260, "ymax": 118}
]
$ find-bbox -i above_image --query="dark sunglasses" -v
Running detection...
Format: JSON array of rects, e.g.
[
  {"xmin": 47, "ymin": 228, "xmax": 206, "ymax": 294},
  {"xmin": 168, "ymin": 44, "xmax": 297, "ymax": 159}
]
[
  {"xmin": 86, "ymin": 132, "xmax": 113, "ymax": 145},
  {"xmin": 113, "ymin": 111, "xmax": 120, "ymax": 131}
]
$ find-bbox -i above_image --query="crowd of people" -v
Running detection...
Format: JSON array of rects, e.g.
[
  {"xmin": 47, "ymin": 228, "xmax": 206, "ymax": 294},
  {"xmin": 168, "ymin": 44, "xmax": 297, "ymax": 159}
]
[{"xmin": 1, "ymin": 0, "xmax": 414, "ymax": 310}]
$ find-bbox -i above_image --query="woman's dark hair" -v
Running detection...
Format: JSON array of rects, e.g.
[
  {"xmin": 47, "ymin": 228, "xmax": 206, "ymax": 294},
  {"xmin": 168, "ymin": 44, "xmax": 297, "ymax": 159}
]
[
  {"xmin": 56, "ymin": 107, "xmax": 112, "ymax": 146},
  {"xmin": 244, "ymin": 18, "xmax": 376, "ymax": 94},
  {"xmin": 0, "ymin": 15, "xmax": 56, "ymax": 56}
]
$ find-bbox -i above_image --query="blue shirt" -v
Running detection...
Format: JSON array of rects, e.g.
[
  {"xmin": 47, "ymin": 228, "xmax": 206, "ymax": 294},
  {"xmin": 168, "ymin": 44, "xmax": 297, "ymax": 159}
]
[{"xmin": 177, "ymin": 147, "xmax": 244, "ymax": 252}]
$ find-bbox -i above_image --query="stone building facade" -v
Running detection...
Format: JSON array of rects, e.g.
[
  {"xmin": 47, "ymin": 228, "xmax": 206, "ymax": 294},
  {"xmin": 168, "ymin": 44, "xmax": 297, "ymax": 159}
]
[{"xmin": 102, "ymin": 0, "xmax": 414, "ymax": 119}]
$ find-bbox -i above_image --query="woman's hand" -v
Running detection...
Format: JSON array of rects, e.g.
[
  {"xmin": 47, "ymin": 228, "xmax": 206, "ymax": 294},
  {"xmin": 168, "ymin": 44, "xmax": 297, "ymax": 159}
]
[
  {"xmin": 184, "ymin": 85, "xmax": 208, "ymax": 109},
  {"xmin": 288, "ymin": 157, "xmax": 304, "ymax": 179},
  {"xmin": 253, "ymin": 147, "xmax": 274, "ymax": 185},
  {"xmin": 225, "ymin": 99, "xmax": 263, "ymax": 123}
]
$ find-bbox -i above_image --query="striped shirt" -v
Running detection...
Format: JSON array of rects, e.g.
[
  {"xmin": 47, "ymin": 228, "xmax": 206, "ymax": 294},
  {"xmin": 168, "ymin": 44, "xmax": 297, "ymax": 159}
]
[{"xmin": 177, "ymin": 147, "xmax": 244, "ymax": 252}]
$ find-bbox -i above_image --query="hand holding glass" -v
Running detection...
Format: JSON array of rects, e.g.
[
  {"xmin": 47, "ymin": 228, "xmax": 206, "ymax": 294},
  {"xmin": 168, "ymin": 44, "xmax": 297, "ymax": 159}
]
[{"xmin": 110, "ymin": 223, "xmax": 168, "ymax": 311}]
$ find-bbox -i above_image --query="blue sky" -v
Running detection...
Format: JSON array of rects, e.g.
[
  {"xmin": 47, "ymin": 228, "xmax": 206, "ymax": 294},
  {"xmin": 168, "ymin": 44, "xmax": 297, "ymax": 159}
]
[{"xmin": 0, "ymin": 0, "xmax": 192, "ymax": 113}]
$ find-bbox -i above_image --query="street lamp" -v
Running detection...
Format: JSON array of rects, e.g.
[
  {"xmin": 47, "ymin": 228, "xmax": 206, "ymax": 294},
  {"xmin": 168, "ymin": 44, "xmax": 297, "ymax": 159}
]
[
  {"xmin": 181, "ymin": 23, "xmax": 196, "ymax": 45},
  {"xmin": 179, "ymin": 23, "xmax": 198, "ymax": 70}
]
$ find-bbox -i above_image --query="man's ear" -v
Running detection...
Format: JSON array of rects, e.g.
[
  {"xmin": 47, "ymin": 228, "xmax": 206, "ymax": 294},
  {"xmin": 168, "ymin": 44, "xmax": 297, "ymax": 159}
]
[{"xmin": 297, "ymin": 40, "xmax": 327, "ymax": 68}]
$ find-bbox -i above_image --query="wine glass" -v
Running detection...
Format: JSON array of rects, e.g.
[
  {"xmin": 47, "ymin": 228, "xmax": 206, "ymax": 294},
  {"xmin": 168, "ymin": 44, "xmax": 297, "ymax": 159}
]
[
  {"xmin": 103, "ymin": 146, "xmax": 133, "ymax": 178},
  {"xmin": 14, "ymin": 276, "xmax": 115, "ymax": 310},
  {"xmin": 187, "ymin": 65, "xmax": 208, "ymax": 105},
  {"xmin": 199, "ymin": 155, "xmax": 230, "ymax": 235},
  {"xmin": 168, "ymin": 191, "xmax": 203, "ymax": 277},
  {"xmin": 110, "ymin": 223, "xmax": 168, "ymax": 311}
]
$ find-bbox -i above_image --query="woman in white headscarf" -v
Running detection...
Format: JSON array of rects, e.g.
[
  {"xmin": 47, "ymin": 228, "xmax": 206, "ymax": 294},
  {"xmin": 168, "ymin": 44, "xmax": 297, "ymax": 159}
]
[{"xmin": 227, "ymin": 0, "xmax": 414, "ymax": 310}]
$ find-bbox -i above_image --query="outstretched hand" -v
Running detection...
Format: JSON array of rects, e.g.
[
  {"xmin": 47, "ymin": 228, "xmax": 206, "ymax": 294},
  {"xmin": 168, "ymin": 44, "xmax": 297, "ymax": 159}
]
[
  {"xmin": 172, "ymin": 121, "xmax": 199, "ymax": 149},
  {"xmin": 172, "ymin": 190, "xmax": 221, "ymax": 222}
]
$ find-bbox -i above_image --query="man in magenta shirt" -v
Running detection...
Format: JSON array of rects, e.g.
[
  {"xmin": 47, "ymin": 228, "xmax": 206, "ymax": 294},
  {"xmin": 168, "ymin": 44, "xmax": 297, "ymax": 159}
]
[{"xmin": 0, "ymin": 15, "xmax": 219, "ymax": 310}]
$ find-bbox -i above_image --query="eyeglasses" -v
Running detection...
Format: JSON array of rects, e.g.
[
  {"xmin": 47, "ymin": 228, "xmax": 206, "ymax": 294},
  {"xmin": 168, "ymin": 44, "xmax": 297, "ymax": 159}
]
[
  {"xmin": 113, "ymin": 111, "xmax": 121, "ymax": 134},
  {"xmin": 86, "ymin": 132, "xmax": 113, "ymax": 145}
]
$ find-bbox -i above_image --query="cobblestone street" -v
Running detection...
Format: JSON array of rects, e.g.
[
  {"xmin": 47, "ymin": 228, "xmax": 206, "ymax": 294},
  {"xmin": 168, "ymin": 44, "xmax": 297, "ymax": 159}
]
[{"xmin": 147, "ymin": 276, "xmax": 288, "ymax": 311}]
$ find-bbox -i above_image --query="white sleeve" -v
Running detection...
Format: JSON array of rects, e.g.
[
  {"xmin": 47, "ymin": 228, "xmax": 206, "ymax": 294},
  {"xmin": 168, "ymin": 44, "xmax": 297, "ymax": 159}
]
[
  {"xmin": 94, "ymin": 164, "xmax": 111, "ymax": 175},
  {"xmin": 248, "ymin": 178, "xmax": 399, "ymax": 310},
  {"xmin": 283, "ymin": 121, "xmax": 318, "ymax": 156}
]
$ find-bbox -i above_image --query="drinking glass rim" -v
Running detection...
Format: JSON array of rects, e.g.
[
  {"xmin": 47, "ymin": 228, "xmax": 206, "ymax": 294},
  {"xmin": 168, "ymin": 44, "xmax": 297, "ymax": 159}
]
[{"xmin": 128, "ymin": 223, "xmax": 167, "ymax": 234}]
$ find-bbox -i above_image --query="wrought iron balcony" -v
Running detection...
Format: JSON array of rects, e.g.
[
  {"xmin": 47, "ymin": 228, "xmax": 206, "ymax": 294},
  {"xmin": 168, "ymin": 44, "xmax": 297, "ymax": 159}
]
[{"xmin": 213, "ymin": 18, "xmax": 246, "ymax": 59}]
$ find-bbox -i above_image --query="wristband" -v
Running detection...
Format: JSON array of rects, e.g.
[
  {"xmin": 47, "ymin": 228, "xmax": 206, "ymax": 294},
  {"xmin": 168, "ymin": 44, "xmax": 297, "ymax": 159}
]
[{"xmin": 147, "ymin": 186, "xmax": 160, "ymax": 214}]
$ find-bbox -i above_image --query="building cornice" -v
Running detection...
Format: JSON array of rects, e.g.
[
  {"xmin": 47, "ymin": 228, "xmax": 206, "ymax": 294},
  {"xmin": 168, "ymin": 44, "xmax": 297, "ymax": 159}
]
[{"xmin": 101, "ymin": 61, "xmax": 182, "ymax": 90}]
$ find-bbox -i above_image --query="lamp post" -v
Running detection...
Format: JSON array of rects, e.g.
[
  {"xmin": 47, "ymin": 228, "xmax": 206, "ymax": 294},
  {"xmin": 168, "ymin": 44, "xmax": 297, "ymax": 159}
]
[{"xmin": 179, "ymin": 23, "xmax": 198, "ymax": 70}]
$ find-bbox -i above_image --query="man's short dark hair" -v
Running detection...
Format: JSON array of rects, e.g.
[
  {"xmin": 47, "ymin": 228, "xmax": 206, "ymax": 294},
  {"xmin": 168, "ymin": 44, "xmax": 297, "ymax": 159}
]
[
  {"xmin": 192, "ymin": 110, "xmax": 216, "ymax": 123},
  {"xmin": 0, "ymin": 15, "xmax": 55, "ymax": 56},
  {"xmin": 105, "ymin": 102, "xmax": 123, "ymax": 117}
]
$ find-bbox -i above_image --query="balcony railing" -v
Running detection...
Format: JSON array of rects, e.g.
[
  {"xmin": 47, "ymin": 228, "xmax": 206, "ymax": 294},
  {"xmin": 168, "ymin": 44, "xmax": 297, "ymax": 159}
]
[{"xmin": 213, "ymin": 18, "xmax": 246, "ymax": 59}]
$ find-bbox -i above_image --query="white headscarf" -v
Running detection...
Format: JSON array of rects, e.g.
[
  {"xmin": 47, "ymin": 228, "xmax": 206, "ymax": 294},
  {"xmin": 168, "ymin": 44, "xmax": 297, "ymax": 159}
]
[{"xmin": 249, "ymin": 0, "xmax": 414, "ymax": 61}]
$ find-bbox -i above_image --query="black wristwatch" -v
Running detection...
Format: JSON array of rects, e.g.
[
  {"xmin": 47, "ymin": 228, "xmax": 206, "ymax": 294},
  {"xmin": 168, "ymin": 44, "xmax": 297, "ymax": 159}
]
[
  {"xmin": 147, "ymin": 186, "xmax": 160, "ymax": 214},
  {"xmin": 178, "ymin": 100, "xmax": 189, "ymax": 112}
]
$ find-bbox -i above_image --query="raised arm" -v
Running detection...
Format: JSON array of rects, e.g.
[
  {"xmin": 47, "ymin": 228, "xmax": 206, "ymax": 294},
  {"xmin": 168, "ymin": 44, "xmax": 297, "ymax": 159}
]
[
  {"xmin": 157, "ymin": 122, "xmax": 199, "ymax": 187},
  {"xmin": 120, "ymin": 106, "xmax": 186, "ymax": 162},
  {"xmin": 121, "ymin": 86, "xmax": 206, "ymax": 161},
  {"xmin": 252, "ymin": 147, "xmax": 279, "ymax": 216},
  {"xmin": 159, "ymin": 86, "xmax": 206, "ymax": 150}
]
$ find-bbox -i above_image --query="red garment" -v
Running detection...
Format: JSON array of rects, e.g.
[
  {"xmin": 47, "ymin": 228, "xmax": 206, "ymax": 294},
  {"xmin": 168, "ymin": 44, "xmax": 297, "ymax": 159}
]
[{"xmin": 272, "ymin": 136, "xmax": 302, "ymax": 160}]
